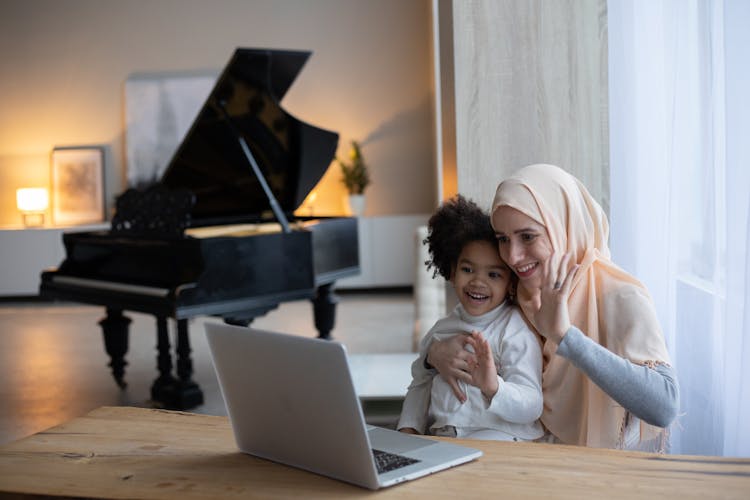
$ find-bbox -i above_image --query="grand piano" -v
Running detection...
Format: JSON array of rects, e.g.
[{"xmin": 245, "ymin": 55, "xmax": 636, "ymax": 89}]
[{"xmin": 40, "ymin": 48, "xmax": 359, "ymax": 410}]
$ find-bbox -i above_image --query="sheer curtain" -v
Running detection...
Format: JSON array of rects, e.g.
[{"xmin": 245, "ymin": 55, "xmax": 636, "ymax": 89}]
[{"xmin": 608, "ymin": 0, "xmax": 750, "ymax": 456}]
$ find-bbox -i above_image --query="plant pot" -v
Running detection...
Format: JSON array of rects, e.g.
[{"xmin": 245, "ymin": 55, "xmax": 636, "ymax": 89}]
[{"xmin": 347, "ymin": 194, "xmax": 366, "ymax": 217}]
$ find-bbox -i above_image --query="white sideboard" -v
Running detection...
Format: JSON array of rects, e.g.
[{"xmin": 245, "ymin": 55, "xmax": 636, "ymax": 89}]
[
  {"xmin": 0, "ymin": 215, "xmax": 429, "ymax": 296},
  {"xmin": 338, "ymin": 214, "xmax": 430, "ymax": 289},
  {"xmin": 0, "ymin": 224, "xmax": 109, "ymax": 296}
]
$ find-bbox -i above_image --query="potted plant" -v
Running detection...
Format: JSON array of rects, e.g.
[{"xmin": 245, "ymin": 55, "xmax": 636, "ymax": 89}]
[{"xmin": 337, "ymin": 140, "xmax": 371, "ymax": 216}]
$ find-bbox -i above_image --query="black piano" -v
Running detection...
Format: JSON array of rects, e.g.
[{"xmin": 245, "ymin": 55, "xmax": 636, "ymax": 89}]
[{"xmin": 40, "ymin": 48, "xmax": 359, "ymax": 410}]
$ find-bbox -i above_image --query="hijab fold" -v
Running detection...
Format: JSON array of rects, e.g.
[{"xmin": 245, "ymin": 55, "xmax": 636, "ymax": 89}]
[{"xmin": 491, "ymin": 164, "xmax": 671, "ymax": 448}]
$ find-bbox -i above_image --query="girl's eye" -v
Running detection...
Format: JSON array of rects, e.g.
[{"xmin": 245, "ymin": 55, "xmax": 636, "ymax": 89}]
[
  {"xmin": 460, "ymin": 265, "xmax": 472, "ymax": 273},
  {"xmin": 488, "ymin": 271, "xmax": 502, "ymax": 279},
  {"xmin": 521, "ymin": 233, "xmax": 537, "ymax": 243},
  {"xmin": 496, "ymin": 234, "xmax": 509, "ymax": 244}
]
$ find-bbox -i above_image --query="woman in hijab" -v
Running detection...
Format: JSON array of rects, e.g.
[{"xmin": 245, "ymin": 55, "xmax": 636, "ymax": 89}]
[{"xmin": 426, "ymin": 164, "xmax": 679, "ymax": 450}]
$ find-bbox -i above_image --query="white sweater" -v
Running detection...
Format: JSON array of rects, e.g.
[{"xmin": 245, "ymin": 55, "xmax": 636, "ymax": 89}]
[{"xmin": 398, "ymin": 302, "xmax": 544, "ymax": 440}]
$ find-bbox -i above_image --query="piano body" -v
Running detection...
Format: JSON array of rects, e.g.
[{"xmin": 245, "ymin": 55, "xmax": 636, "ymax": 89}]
[{"xmin": 40, "ymin": 48, "xmax": 359, "ymax": 410}]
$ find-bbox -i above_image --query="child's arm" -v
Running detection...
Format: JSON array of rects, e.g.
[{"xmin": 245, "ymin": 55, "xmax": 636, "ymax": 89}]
[
  {"xmin": 397, "ymin": 361, "xmax": 432, "ymax": 434},
  {"xmin": 397, "ymin": 332, "xmax": 439, "ymax": 434}
]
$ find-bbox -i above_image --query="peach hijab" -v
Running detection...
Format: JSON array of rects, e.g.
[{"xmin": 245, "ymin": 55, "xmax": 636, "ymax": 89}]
[{"xmin": 491, "ymin": 164, "xmax": 671, "ymax": 448}]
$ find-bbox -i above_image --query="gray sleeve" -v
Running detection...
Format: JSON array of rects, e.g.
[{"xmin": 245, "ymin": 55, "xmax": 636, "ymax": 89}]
[{"xmin": 556, "ymin": 327, "xmax": 680, "ymax": 428}]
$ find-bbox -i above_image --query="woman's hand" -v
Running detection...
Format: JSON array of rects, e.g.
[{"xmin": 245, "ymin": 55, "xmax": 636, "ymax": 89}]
[
  {"xmin": 426, "ymin": 334, "xmax": 475, "ymax": 403},
  {"xmin": 464, "ymin": 331, "xmax": 498, "ymax": 400},
  {"xmin": 533, "ymin": 251, "xmax": 579, "ymax": 344}
]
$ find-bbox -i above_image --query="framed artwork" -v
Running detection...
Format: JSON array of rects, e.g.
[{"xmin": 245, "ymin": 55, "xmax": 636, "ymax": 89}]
[{"xmin": 51, "ymin": 146, "xmax": 105, "ymax": 226}]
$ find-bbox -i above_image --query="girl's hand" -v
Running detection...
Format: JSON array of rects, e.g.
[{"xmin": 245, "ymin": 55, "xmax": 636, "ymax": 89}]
[
  {"xmin": 464, "ymin": 331, "xmax": 498, "ymax": 400},
  {"xmin": 533, "ymin": 251, "xmax": 579, "ymax": 344},
  {"xmin": 399, "ymin": 427, "xmax": 419, "ymax": 435},
  {"xmin": 426, "ymin": 334, "xmax": 475, "ymax": 403}
]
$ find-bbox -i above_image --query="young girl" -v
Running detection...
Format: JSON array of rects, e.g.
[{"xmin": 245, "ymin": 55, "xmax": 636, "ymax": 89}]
[{"xmin": 397, "ymin": 195, "xmax": 543, "ymax": 441}]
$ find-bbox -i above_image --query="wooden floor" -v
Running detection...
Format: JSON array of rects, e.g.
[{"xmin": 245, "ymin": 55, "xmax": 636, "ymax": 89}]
[{"xmin": 0, "ymin": 290, "xmax": 416, "ymax": 445}]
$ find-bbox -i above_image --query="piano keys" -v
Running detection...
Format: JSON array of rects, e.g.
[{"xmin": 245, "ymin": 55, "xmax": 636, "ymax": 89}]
[{"xmin": 40, "ymin": 48, "xmax": 359, "ymax": 410}]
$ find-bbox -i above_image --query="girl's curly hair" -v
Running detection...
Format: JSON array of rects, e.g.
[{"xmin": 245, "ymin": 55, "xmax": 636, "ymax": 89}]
[{"xmin": 424, "ymin": 194, "xmax": 498, "ymax": 280}]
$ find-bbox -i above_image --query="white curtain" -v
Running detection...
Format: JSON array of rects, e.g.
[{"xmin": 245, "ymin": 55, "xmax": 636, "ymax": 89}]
[{"xmin": 608, "ymin": 0, "xmax": 750, "ymax": 456}]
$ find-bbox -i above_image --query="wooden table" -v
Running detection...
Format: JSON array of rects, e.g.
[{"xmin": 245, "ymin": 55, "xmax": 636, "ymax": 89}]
[{"xmin": 0, "ymin": 406, "xmax": 748, "ymax": 499}]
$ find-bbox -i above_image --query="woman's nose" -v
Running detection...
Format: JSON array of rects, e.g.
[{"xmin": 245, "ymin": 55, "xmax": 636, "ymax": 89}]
[{"xmin": 503, "ymin": 241, "xmax": 522, "ymax": 266}]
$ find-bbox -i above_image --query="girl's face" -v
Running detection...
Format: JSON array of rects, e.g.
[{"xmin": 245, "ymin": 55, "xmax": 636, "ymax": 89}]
[
  {"xmin": 450, "ymin": 240, "xmax": 511, "ymax": 316},
  {"xmin": 492, "ymin": 205, "xmax": 554, "ymax": 290}
]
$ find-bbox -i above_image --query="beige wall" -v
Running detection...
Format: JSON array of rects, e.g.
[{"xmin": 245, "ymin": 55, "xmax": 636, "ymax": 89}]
[
  {"xmin": 448, "ymin": 0, "xmax": 609, "ymax": 211},
  {"xmin": 0, "ymin": 0, "xmax": 436, "ymax": 227}
]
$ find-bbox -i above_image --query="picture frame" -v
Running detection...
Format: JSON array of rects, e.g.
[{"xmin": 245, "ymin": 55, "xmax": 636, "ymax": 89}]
[{"xmin": 51, "ymin": 146, "xmax": 105, "ymax": 226}]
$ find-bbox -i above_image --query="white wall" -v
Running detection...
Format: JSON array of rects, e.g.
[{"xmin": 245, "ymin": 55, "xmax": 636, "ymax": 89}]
[{"xmin": 0, "ymin": 0, "xmax": 437, "ymax": 227}]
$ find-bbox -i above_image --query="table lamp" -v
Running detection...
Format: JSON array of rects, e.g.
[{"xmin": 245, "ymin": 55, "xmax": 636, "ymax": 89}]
[{"xmin": 16, "ymin": 187, "xmax": 49, "ymax": 227}]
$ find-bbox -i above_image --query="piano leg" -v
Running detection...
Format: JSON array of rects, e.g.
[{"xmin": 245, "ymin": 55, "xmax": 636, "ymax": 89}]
[
  {"xmin": 312, "ymin": 283, "xmax": 339, "ymax": 340},
  {"xmin": 174, "ymin": 319, "xmax": 204, "ymax": 408},
  {"xmin": 150, "ymin": 316, "xmax": 204, "ymax": 410},
  {"xmin": 98, "ymin": 308, "xmax": 131, "ymax": 389},
  {"xmin": 150, "ymin": 316, "xmax": 177, "ymax": 407}
]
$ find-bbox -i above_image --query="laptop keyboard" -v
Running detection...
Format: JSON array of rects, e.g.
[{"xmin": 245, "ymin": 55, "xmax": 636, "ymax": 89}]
[{"xmin": 372, "ymin": 448, "xmax": 421, "ymax": 474}]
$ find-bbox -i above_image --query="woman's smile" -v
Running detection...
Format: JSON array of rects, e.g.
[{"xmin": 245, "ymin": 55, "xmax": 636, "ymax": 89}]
[{"xmin": 515, "ymin": 262, "xmax": 539, "ymax": 278}]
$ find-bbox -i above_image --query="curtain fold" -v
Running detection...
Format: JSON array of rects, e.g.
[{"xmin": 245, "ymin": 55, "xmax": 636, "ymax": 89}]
[{"xmin": 608, "ymin": 0, "xmax": 749, "ymax": 456}]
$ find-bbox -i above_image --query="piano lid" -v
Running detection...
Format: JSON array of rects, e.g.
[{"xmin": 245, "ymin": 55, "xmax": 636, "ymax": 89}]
[{"xmin": 160, "ymin": 48, "xmax": 339, "ymax": 225}]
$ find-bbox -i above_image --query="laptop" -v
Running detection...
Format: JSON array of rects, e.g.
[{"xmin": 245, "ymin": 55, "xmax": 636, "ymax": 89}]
[{"xmin": 204, "ymin": 322, "xmax": 482, "ymax": 490}]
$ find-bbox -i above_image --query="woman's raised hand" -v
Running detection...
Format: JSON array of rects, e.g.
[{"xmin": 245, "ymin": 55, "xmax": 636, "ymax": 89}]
[
  {"xmin": 533, "ymin": 251, "xmax": 579, "ymax": 344},
  {"xmin": 426, "ymin": 334, "xmax": 475, "ymax": 403}
]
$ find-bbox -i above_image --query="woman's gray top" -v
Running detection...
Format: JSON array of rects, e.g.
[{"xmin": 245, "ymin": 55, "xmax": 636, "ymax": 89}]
[{"xmin": 556, "ymin": 326, "xmax": 680, "ymax": 428}]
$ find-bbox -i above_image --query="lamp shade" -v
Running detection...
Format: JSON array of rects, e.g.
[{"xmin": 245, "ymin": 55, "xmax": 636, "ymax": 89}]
[{"xmin": 16, "ymin": 187, "xmax": 49, "ymax": 212}]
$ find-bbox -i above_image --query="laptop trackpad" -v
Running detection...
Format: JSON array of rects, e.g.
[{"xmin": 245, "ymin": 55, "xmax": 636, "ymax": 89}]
[{"xmin": 367, "ymin": 426, "xmax": 437, "ymax": 454}]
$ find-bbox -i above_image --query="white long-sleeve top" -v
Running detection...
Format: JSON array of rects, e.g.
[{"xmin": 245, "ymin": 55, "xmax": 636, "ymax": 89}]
[{"xmin": 398, "ymin": 302, "xmax": 544, "ymax": 440}]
